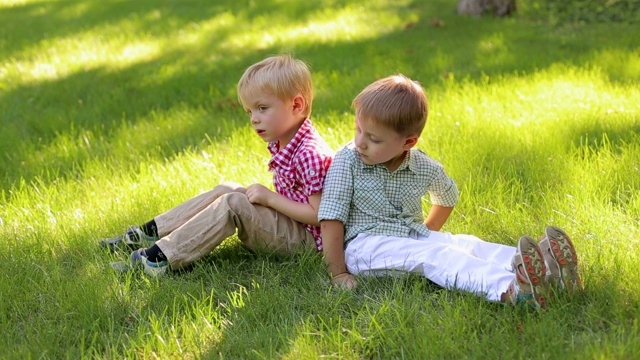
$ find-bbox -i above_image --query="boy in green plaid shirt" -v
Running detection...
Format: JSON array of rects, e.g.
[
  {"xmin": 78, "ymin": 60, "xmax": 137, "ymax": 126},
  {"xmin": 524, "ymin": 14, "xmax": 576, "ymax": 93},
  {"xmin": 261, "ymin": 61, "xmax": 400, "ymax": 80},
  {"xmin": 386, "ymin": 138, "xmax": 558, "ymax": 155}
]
[{"xmin": 318, "ymin": 75, "xmax": 582, "ymax": 308}]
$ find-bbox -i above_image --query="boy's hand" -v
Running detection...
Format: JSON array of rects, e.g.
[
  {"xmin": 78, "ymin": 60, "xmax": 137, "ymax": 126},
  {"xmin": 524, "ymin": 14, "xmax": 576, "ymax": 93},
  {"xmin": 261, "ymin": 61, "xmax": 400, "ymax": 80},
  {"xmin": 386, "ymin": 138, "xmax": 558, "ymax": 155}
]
[
  {"xmin": 246, "ymin": 183, "xmax": 273, "ymax": 206},
  {"xmin": 331, "ymin": 273, "xmax": 357, "ymax": 290}
]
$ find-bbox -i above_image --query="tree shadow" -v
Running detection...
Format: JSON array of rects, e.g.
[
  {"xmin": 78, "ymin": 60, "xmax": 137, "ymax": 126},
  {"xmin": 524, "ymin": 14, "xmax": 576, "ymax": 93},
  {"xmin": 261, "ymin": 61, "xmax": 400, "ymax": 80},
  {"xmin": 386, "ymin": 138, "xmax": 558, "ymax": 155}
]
[
  {"xmin": 0, "ymin": 0, "xmax": 368, "ymax": 191},
  {"xmin": 2, "ymin": 0, "xmax": 637, "ymax": 192},
  {"xmin": 1, "ymin": 0, "xmax": 351, "ymax": 59}
]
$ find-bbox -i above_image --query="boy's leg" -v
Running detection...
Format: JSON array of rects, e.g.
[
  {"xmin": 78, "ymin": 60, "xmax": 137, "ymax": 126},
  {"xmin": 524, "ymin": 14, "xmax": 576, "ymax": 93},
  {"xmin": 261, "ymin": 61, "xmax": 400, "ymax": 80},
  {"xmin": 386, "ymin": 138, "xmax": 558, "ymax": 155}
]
[
  {"xmin": 434, "ymin": 232, "xmax": 515, "ymax": 269},
  {"xmin": 344, "ymin": 233, "xmax": 515, "ymax": 302},
  {"xmin": 154, "ymin": 183, "xmax": 245, "ymax": 237},
  {"xmin": 102, "ymin": 183, "xmax": 246, "ymax": 251},
  {"xmin": 235, "ymin": 203, "xmax": 317, "ymax": 255},
  {"xmin": 155, "ymin": 192, "xmax": 315, "ymax": 270}
]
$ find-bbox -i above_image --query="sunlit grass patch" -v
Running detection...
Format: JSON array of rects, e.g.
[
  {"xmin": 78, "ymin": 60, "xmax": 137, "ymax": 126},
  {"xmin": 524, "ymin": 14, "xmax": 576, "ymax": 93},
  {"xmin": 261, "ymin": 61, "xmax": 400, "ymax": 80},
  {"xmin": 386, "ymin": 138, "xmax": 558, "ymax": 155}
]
[
  {"xmin": 1, "ymin": 1, "xmax": 415, "ymax": 87},
  {"xmin": 1, "ymin": 0, "xmax": 640, "ymax": 358}
]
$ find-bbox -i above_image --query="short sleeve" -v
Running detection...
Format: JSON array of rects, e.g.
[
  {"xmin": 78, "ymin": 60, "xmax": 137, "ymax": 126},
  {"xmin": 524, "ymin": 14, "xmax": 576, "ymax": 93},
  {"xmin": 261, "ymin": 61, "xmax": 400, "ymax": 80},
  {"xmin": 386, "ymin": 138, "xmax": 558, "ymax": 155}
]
[
  {"xmin": 428, "ymin": 167, "xmax": 459, "ymax": 207},
  {"xmin": 318, "ymin": 148, "xmax": 354, "ymax": 223}
]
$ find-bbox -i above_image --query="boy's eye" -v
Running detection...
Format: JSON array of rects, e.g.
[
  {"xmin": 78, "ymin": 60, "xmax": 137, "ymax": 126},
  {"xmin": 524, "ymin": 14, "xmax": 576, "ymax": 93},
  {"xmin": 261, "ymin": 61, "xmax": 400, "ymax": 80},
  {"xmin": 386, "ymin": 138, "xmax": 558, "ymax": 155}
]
[{"xmin": 258, "ymin": 106, "xmax": 267, "ymax": 111}]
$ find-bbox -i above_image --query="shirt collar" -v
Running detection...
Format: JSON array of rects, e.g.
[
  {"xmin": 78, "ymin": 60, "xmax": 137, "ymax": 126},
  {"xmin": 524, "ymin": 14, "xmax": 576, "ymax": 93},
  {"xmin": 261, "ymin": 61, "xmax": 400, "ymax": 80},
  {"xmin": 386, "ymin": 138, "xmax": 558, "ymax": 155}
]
[
  {"xmin": 355, "ymin": 146, "xmax": 415, "ymax": 174},
  {"xmin": 406, "ymin": 148, "xmax": 421, "ymax": 173},
  {"xmin": 268, "ymin": 118, "xmax": 313, "ymax": 169}
]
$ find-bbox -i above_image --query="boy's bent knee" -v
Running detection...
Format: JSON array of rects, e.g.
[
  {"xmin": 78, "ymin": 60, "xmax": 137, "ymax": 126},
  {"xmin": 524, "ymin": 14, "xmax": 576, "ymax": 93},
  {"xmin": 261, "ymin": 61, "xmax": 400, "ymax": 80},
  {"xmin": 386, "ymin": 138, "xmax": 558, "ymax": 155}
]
[
  {"xmin": 221, "ymin": 192, "xmax": 253, "ymax": 213},
  {"xmin": 214, "ymin": 182, "xmax": 246, "ymax": 195}
]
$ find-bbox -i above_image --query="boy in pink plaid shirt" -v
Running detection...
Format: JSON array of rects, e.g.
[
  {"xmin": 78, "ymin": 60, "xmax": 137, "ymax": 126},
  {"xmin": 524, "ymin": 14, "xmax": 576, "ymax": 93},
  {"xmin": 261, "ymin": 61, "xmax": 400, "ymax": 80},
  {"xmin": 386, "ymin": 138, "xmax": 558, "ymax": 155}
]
[{"xmin": 101, "ymin": 55, "xmax": 333, "ymax": 276}]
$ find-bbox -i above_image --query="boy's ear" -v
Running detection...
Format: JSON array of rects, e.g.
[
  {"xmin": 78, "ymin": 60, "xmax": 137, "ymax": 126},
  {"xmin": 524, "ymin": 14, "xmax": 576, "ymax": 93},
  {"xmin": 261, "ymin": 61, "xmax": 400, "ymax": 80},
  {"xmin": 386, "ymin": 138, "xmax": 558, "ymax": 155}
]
[
  {"xmin": 292, "ymin": 95, "xmax": 305, "ymax": 114},
  {"xmin": 403, "ymin": 136, "xmax": 419, "ymax": 150}
]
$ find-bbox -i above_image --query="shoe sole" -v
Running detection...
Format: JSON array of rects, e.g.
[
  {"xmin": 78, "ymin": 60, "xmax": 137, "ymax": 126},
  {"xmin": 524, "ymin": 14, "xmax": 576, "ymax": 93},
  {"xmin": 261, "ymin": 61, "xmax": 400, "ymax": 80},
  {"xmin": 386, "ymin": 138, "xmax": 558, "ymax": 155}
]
[
  {"xmin": 100, "ymin": 235, "xmax": 126, "ymax": 252},
  {"xmin": 545, "ymin": 226, "xmax": 582, "ymax": 293},
  {"xmin": 516, "ymin": 236, "xmax": 548, "ymax": 309}
]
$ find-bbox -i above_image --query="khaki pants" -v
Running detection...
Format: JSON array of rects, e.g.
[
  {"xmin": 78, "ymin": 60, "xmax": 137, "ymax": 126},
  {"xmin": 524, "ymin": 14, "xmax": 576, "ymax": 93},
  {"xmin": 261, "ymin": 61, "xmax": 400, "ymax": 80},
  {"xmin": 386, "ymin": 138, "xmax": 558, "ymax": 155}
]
[{"xmin": 154, "ymin": 183, "xmax": 316, "ymax": 270}]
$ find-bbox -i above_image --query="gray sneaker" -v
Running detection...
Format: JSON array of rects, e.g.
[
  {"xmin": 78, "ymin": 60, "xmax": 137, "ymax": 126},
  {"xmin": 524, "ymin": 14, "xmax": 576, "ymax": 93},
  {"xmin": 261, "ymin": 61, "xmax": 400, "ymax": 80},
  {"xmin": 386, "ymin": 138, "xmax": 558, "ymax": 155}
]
[
  {"xmin": 539, "ymin": 226, "xmax": 582, "ymax": 294},
  {"xmin": 130, "ymin": 248, "xmax": 168, "ymax": 277},
  {"xmin": 505, "ymin": 236, "xmax": 548, "ymax": 309},
  {"xmin": 100, "ymin": 226, "xmax": 158, "ymax": 251}
]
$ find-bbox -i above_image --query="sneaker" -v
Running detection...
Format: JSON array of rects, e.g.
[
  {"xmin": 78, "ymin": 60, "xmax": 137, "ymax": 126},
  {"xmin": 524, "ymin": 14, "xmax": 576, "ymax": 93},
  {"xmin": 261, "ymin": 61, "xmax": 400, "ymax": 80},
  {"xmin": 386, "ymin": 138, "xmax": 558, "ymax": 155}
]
[
  {"xmin": 130, "ymin": 248, "xmax": 168, "ymax": 277},
  {"xmin": 539, "ymin": 226, "xmax": 582, "ymax": 293},
  {"xmin": 100, "ymin": 226, "xmax": 158, "ymax": 251},
  {"xmin": 506, "ymin": 236, "xmax": 548, "ymax": 309}
]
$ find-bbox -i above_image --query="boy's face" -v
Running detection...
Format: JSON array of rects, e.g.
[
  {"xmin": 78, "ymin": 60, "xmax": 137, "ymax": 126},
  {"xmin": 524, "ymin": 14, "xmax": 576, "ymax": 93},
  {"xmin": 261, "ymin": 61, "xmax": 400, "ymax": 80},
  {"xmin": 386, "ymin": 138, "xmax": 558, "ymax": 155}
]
[
  {"xmin": 242, "ymin": 91, "xmax": 304, "ymax": 146},
  {"xmin": 354, "ymin": 114, "xmax": 417, "ymax": 171}
]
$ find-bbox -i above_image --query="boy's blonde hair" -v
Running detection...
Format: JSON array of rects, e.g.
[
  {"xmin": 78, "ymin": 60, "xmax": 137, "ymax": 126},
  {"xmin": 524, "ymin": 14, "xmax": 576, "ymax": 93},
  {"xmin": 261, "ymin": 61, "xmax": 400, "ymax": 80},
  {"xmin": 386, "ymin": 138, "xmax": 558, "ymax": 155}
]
[
  {"xmin": 352, "ymin": 74, "xmax": 428, "ymax": 136},
  {"xmin": 237, "ymin": 55, "xmax": 313, "ymax": 118}
]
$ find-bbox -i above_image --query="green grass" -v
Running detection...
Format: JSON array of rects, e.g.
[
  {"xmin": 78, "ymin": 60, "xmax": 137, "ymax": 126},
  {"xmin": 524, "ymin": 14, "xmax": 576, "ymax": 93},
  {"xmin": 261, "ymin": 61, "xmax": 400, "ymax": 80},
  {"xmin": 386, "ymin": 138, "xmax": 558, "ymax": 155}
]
[{"xmin": 1, "ymin": 0, "xmax": 639, "ymax": 358}]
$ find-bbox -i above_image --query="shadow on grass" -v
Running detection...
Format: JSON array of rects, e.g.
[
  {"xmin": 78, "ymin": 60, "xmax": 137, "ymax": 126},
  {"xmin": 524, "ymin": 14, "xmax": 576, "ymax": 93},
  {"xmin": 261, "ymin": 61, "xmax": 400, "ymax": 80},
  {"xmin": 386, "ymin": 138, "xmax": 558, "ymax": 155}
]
[
  {"xmin": 3, "ymin": 224, "xmax": 637, "ymax": 357},
  {"xmin": 2, "ymin": 0, "xmax": 637, "ymax": 193},
  {"xmin": 0, "ymin": 0, "xmax": 364, "ymax": 191},
  {"xmin": 0, "ymin": 0, "xmax": 350, "ymax": 59},
  {"xmin": 169, "ymin": 245, "xmax": 334, "ymax": 358}
]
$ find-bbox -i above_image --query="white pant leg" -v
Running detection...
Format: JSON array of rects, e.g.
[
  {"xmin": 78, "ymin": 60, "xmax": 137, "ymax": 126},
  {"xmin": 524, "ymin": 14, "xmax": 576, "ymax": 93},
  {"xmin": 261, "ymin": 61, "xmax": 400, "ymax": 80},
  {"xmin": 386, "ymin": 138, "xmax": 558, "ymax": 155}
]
[
  {"xmin": 431, "ymin": 231, "xmax": 516, "ymax": 270},
  {"xmin": 345, "ymin": 233, "xmax": 515, "ymax": 302}
]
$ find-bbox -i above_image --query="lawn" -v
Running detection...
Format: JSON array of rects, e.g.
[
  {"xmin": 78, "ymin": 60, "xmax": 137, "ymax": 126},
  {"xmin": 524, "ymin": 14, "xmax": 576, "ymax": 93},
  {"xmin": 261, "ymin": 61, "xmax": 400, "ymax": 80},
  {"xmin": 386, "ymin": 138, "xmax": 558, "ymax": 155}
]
[{"xmin": 1, "ymin": 0, "xmax": 639, "ymax": 358}]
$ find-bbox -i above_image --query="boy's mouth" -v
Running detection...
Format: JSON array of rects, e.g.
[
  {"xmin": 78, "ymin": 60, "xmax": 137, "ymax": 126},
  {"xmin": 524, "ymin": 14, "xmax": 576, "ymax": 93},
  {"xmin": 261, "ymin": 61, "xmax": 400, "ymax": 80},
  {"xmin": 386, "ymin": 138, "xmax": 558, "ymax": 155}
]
[{"xmin": 256, "ymin": 129, "xmax": 266, "ymax": 136}]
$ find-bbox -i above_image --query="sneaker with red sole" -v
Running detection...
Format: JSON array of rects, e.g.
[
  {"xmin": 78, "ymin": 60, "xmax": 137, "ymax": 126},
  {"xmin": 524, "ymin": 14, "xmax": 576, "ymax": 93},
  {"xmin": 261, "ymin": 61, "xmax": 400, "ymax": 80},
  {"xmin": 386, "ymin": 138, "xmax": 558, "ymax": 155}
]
[
  {"xmin": 506, "ymin": 236, "xmax": 548, "ymax": 309},
  {"xmin": 539, "ymin": 226, "xmax": 582, "ymax": 293}
]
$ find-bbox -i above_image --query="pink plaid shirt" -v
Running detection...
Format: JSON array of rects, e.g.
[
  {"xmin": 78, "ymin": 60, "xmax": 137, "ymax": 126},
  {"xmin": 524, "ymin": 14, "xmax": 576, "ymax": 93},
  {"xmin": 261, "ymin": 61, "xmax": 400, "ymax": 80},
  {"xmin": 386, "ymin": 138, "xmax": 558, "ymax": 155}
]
[{"xmin": 268, "ymin": 118, "xmax": 333, "ymax": 251}]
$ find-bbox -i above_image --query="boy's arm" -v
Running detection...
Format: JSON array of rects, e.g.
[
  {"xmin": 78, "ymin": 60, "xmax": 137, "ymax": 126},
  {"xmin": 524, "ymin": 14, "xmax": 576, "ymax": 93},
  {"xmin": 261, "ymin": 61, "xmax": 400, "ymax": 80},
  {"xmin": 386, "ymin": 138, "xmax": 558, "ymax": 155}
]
[
  {"xmin": 245, "ymin": 183, "xmax": 321, "ymax": 226},
  {"xmin": 246, "ymin": 148, "xmax": 331, "ymax": 226},
  {"xmin": 423, "ymin": 204, "xmax": 454, "ymax": 231},
  {"xmin": 321, "ymin": 220, "xmax": 356, "ymax": 289},
  {"xmin": 424, "ymin": 161, "xmax": 459, "ymax": 231}
]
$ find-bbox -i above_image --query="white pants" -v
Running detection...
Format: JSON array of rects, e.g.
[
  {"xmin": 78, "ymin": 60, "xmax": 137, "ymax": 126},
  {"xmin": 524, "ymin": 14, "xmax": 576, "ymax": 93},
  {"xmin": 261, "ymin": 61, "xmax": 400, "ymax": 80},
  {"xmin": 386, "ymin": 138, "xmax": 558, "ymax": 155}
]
[{"xmin": 345, "ymin": 232, "xmax": 516, "ymax": 302}]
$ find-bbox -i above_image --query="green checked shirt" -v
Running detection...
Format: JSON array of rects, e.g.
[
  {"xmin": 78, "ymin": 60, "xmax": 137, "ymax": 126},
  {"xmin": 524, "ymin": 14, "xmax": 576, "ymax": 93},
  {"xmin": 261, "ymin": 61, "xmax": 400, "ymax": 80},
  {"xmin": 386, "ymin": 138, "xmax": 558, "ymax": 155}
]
[{"xmin": 318, "ymin": 142, "xmax": 459, "ymax": 244}]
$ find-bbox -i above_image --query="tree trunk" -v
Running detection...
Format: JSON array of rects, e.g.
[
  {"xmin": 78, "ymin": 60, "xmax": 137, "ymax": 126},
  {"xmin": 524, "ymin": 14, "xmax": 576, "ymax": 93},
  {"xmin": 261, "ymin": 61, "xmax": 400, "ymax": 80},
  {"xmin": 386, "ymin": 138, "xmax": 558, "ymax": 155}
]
[{"xmin": 457, "ymin": 0, "xmax": 516, "ymax": 17}]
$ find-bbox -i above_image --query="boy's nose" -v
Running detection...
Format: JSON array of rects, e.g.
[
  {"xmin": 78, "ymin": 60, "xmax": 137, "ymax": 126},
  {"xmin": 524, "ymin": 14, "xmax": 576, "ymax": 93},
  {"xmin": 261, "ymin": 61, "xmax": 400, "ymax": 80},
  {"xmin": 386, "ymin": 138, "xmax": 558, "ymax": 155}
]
[
  {"xmin": 250, "ymin": 115, "xmax": 259, "ymax": 124},
  {"xmin": 354, "ymin": 135, "xmax": 365, "ymax": 149}
]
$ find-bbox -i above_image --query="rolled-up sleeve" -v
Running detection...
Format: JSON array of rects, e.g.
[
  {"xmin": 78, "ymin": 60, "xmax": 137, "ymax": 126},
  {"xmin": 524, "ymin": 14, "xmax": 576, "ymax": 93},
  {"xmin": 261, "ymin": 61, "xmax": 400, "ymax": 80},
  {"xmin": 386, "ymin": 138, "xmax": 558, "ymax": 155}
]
[
  {"xmin": 428, "ymin": 166, "xmax": 459, "ymax": 207},
  {"xmin": 318, "ymin": 148, "xmax": 353, "ymax": 223},
  {"xmin": 296, "ymin": 148, "xmax": 332, "ymax": 197}
]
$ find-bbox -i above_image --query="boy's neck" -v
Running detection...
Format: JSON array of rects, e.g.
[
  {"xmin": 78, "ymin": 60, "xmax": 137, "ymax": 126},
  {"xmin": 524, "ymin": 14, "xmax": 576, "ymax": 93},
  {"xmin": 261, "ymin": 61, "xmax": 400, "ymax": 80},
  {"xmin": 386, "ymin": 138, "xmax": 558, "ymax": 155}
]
[
  {"xmin": 383, "ymin": 151, "xmax": 408, "ymax": 172},
  {"xmin": 276, "ymin": 118, "xmax": 306, "ymax": 149}
]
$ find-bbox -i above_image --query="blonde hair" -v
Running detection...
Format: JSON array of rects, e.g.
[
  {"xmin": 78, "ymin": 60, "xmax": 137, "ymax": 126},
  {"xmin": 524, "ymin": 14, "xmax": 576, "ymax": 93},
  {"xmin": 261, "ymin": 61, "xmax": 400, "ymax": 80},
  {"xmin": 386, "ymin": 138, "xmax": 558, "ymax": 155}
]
[
  {"xmin": 352, "ymin": 74, "xmax": 428, "ymax": 136},
  {"xmin": 237, "ymin": 55, "xmax": 313, "ymax": 117}
]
